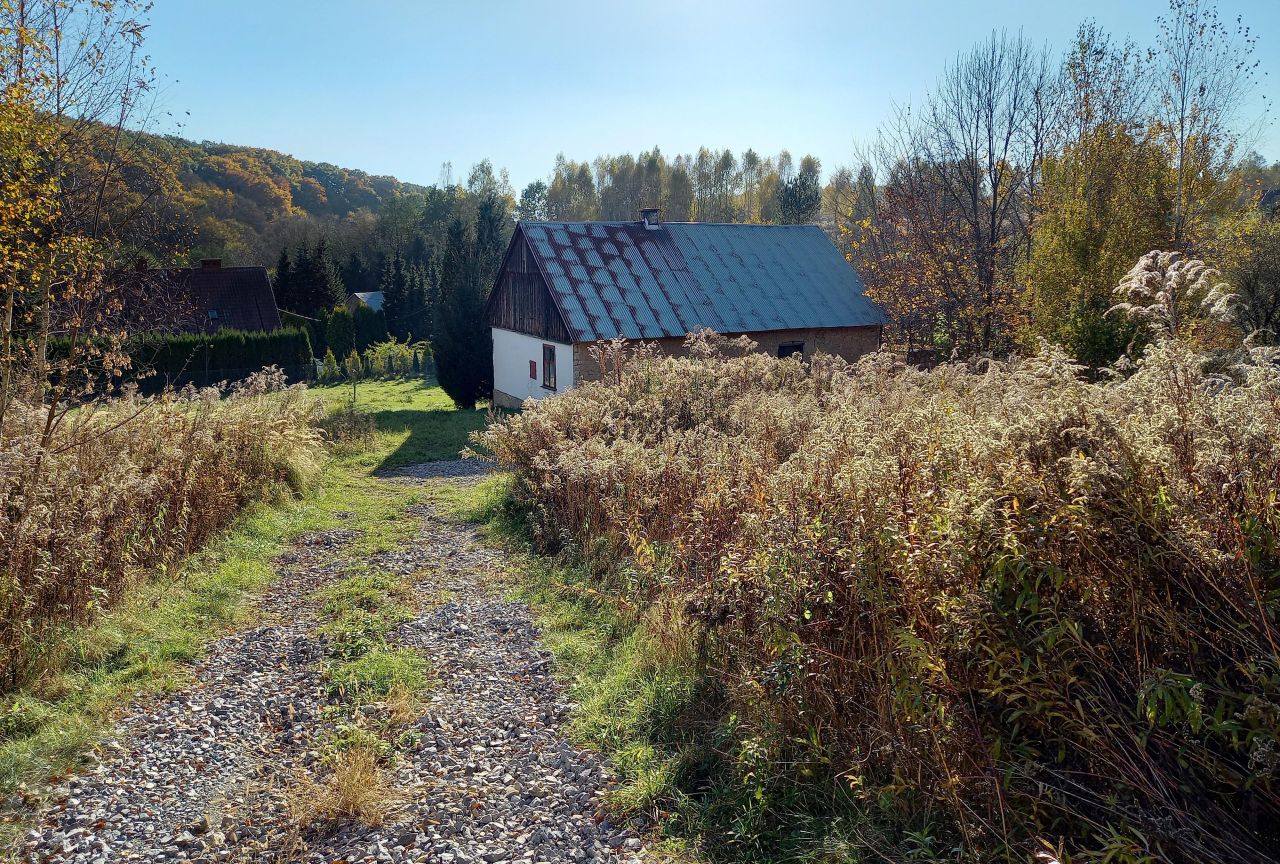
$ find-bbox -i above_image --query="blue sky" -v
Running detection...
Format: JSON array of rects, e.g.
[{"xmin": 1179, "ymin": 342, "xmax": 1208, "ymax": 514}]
[{"xmin": 145, "ymin": 0, "xmax": 1278, "ymax": 190}]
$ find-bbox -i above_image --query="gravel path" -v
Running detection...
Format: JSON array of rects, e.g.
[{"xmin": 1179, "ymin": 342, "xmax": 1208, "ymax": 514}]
[{"xmin": 23, "ymin": 462, "xmax": 656, "ymax": 864}]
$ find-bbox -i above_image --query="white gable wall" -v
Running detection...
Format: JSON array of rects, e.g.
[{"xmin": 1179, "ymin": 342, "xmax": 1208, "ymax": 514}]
[{"xmin": 491, "ymin": 327, "xmax": 574, "ymax": 407}]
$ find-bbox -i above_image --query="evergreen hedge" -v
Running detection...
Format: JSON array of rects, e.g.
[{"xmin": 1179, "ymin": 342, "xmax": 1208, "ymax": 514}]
[{"xmin": 128, "ymin": 327, "xmax": 314, "ymax": 389}]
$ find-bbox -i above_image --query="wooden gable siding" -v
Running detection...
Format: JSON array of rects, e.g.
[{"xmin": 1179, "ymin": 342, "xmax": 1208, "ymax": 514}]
[{"xmin": 488, "ymin": 230, "xmax": 572, "ymax": 343}]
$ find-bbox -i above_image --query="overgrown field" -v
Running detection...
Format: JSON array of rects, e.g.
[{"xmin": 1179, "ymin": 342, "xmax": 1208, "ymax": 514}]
[
  {"xmin": 0, "ymin": 370, "xmax": 323, "ymax": 688},
  {"xmin": 477, "ymin": 334, "xmax": 1280, "ymax": 863}
]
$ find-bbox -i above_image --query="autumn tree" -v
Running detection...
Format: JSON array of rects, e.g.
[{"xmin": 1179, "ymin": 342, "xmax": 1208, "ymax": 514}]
[
  {"xmin": 1209, "ymin": 207, "xmax": 1280, "ymax": 343},
  {"xmin": 516, "ymin": 180, "xmax": 548, "ymax": 221},
  {"xmin": 1023, "ymin": 24, "xmax": 1169, "ymax": 366},
  {"xmin": 851, "ymin": 31, "xmax": 1059, "ymax": 355},
  {"xmin": 545, "ymin": 155, "xmax": 598, "ymax": 221},
  {"xmin": 1155, "ymin": 0, "xmax": 1265, "ymax": 249},
  {"xmin": 666, "ymin": 160, "xmax": 693, "ymax": 221},
  {"xmin": 824, "ymin": 164, "xmax": 878, "ymax": 260},
  {"xmin": 0, "ymin": 0, "xmax": 169, "ymax": 427}
]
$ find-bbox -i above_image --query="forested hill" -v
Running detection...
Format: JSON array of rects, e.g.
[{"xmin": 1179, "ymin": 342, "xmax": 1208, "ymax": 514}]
[
  {"xmin": 131, "ymin": 131, "xmax": 434, "ymax": 267},
  {"xmin": 130, "ymin": 132, "xmax": 832, "ymax": 271}
]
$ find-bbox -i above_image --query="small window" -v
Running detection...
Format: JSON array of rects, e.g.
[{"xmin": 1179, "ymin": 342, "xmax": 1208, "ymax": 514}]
[
  {"xmin": 529, "ymin": 359, "xmax": 537, "ymax": 380},
  {"xmin": 778, "ymin": 341, "xmax": 804, "ymax": 359},
  {"xmin": 542, "ymin": 344, "xmax": 557, "ymax": 390},
  {"xmin": 207, "ymin": 309, "xmax": 219, "ymax": 320}
]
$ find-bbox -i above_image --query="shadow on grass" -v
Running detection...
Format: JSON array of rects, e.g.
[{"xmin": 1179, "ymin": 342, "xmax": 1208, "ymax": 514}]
[{"xmin": 369, "ymin": 407, "xmax": 490, "ymax": 470}]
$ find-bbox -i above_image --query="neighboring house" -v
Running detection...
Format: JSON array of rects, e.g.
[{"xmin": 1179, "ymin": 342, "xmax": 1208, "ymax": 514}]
[
  {"xmin": 347, "ymin": 291, "xmax": 385, "ymax": 314},
  {"xmin": 486, "ymin": 209, "xmax": 885, "ymax": 408},
  {"xmin": 127, "ymin": 258, "xmax": 282, "ymax": 333}
]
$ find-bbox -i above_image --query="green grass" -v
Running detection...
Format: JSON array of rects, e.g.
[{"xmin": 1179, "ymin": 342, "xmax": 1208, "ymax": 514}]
[
  {"xmin": 325, "ymin": 647, "xmax": 430, "ymax": 701},
  {"xmin": 316, "ymin": 569, "xmax": 413, "ymax": 617},
  {"xmin": 0, "ymin": 379, "xmax": 468, "ymax": 851},
  {"xmin": 312, "ymin": 566, "xmax": 431, "ymax": 702},
  {"xmin": 309, "ymin": 378, "xmax": 491, "ymax": 469}
]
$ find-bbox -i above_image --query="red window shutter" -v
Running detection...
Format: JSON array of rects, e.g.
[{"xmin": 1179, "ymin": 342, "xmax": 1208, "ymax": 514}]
[{"xmin": 529, "ymin": 360, "xmax": 537, "ymax": 379}]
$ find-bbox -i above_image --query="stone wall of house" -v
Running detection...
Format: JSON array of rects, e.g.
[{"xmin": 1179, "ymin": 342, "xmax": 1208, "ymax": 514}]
[
  {"xmin": 572, "ymin": 325, "xmax": 883, "ymax": 383},
  {"xmin": 492, "ymin": 388, "xmax": 524, "ymax": 410}
]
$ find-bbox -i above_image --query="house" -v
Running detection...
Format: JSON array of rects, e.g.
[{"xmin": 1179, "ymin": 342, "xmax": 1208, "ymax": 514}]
[
  {"xmin": 347, "ymin": 291, "xmax": 385, "ymax": 314},
  {"xmin": 486, "ymin": 209, "xmax": 885, "ymax": 409},
  {"xmin": 125, "ymin": 258, "xmax": 282, "ymax": 333}
]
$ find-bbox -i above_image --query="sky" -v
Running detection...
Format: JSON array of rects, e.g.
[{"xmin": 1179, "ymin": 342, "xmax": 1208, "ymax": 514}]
[{"xmin": 144, "ymin": 0, "xmax": 1279, "ymax": 191}]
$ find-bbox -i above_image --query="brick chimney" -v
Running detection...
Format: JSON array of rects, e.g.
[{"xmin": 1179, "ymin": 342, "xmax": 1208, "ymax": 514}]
[{"xmin": 200, "ymin": 258, "xmax": 222, "ymax": 270}]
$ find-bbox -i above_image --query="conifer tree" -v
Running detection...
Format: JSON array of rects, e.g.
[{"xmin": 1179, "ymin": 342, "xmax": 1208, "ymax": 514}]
[
  {"xmin": 434, "ymin": 210, "xmax": 495, "ymax": 410},
  {"xmin": 283, "ymin": 243, "xmax": 312, "ymax": 317},
  {"xmin": 273, "ymin": 248, "xmax": 294, "ymax": 311},
  {"xmin": 381, "ymin": 252, "xmax": 410, "ymax": 340},
  {"xmin": 341, "ymin": 252, "xmax": 370, "ymax": 296},
  {"xmin": 353, "ymin": 304, "xmax": 387, "ymax": 351},
  {"xmin": 303, "ymin": 238, "xmax": 345, "ymax": 315},
  {"xmin": 405, "ymin": 235, "xmax": 430, "ymax": 268},
  {"xmin": 774, "ymin": 160, "xmax": 822, "ymax": 224},
  {"xmin": 326, "ymin": 306, "xmax": 355, "ymax": 359},
  {"xmin": 405, "ymin": 264, "xmax": 436, "ymax": 341},
  {"xmin": 321, "ymin": 348, "xmax": 341, "ymax": 382}
]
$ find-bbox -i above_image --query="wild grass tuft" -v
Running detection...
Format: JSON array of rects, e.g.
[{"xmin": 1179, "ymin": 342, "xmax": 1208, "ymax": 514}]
[
  {"xmin": 288, "ymin": 745, "xmax": 396, "ymax": 828},
  {"xmin": 325, "ymin": 647, "xmax": 429, "ymax": 701}
]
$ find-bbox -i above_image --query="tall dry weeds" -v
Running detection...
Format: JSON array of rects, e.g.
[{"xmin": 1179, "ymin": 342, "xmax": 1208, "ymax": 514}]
[
  {"xmin": 0, "ymin": 368, "xmax": 323, "ymax": 687},
  {"xmin": 477, "ymin": 332, "xmax": 1280, "ymax": 862}
]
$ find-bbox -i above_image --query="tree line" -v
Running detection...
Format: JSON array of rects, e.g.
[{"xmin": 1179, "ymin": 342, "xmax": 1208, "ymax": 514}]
[
  {"xmin": 276, "ymin": 0, "xmax": 1278, "ymax": 393},
  {"xmin": 828, "ymin": 4, "xmax": 1277, "ymax": 363}
]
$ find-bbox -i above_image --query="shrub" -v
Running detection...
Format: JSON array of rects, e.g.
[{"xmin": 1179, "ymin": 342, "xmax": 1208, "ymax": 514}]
[
  {"xmin": 0, "ymin": 369, "xmax": 324, "ymax": 688},
  {"xmin": 476, "ymin": 332, "xmax": 1280, "ymax": 862},
  {"xmin": 360, "ymin": 339, "xmax": 428, "ymax": 379},
  {"xmin": 125, "ymin": 327, "xmax": 313, "ymax": 390},
  {"xmin": 343, "ymin": 349, "xmax": 362, "ymax": 382}
]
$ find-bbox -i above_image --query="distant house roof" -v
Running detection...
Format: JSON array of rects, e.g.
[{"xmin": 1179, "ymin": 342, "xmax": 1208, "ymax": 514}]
[
  {"xmin": 125, "ymin": 259, "xmax": 281, "ymax": 333},
  {"xmin": 349, "ymin": 291, "xmax": 385, "ymax": 312},
  {"xmin": 510, "ymin": 220, "xmax": 884, "ymax": 342}
]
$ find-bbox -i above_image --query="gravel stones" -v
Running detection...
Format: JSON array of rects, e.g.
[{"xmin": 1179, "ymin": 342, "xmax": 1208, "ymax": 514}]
[{"xmin": 23, "ymin": 465, "xmax": 655, "ymax": 864}]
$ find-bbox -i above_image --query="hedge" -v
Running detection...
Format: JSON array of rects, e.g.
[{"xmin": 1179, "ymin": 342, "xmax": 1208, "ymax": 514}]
[{"xmin": 128, "ymin": 327, "xmax": 314, "ymax": 390}]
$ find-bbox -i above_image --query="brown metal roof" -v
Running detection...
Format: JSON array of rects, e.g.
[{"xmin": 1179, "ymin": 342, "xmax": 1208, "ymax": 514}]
[
  {"xmin": 126, "ymin": 262, "xmax": 282, "ymax": 333},
  {"xmin": 510, "ymin": 221, "xmax": 884, "ymax": 342}
]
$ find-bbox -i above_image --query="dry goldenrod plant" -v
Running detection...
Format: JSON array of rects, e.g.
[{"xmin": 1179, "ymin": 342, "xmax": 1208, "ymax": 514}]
[
  {"xmin": 477, "ymin": 320, "xmax": 1280, "ymax": 863},
  {"xmin": 0, "ymin": 369, "xmax": 323, "ymax": 686}
]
